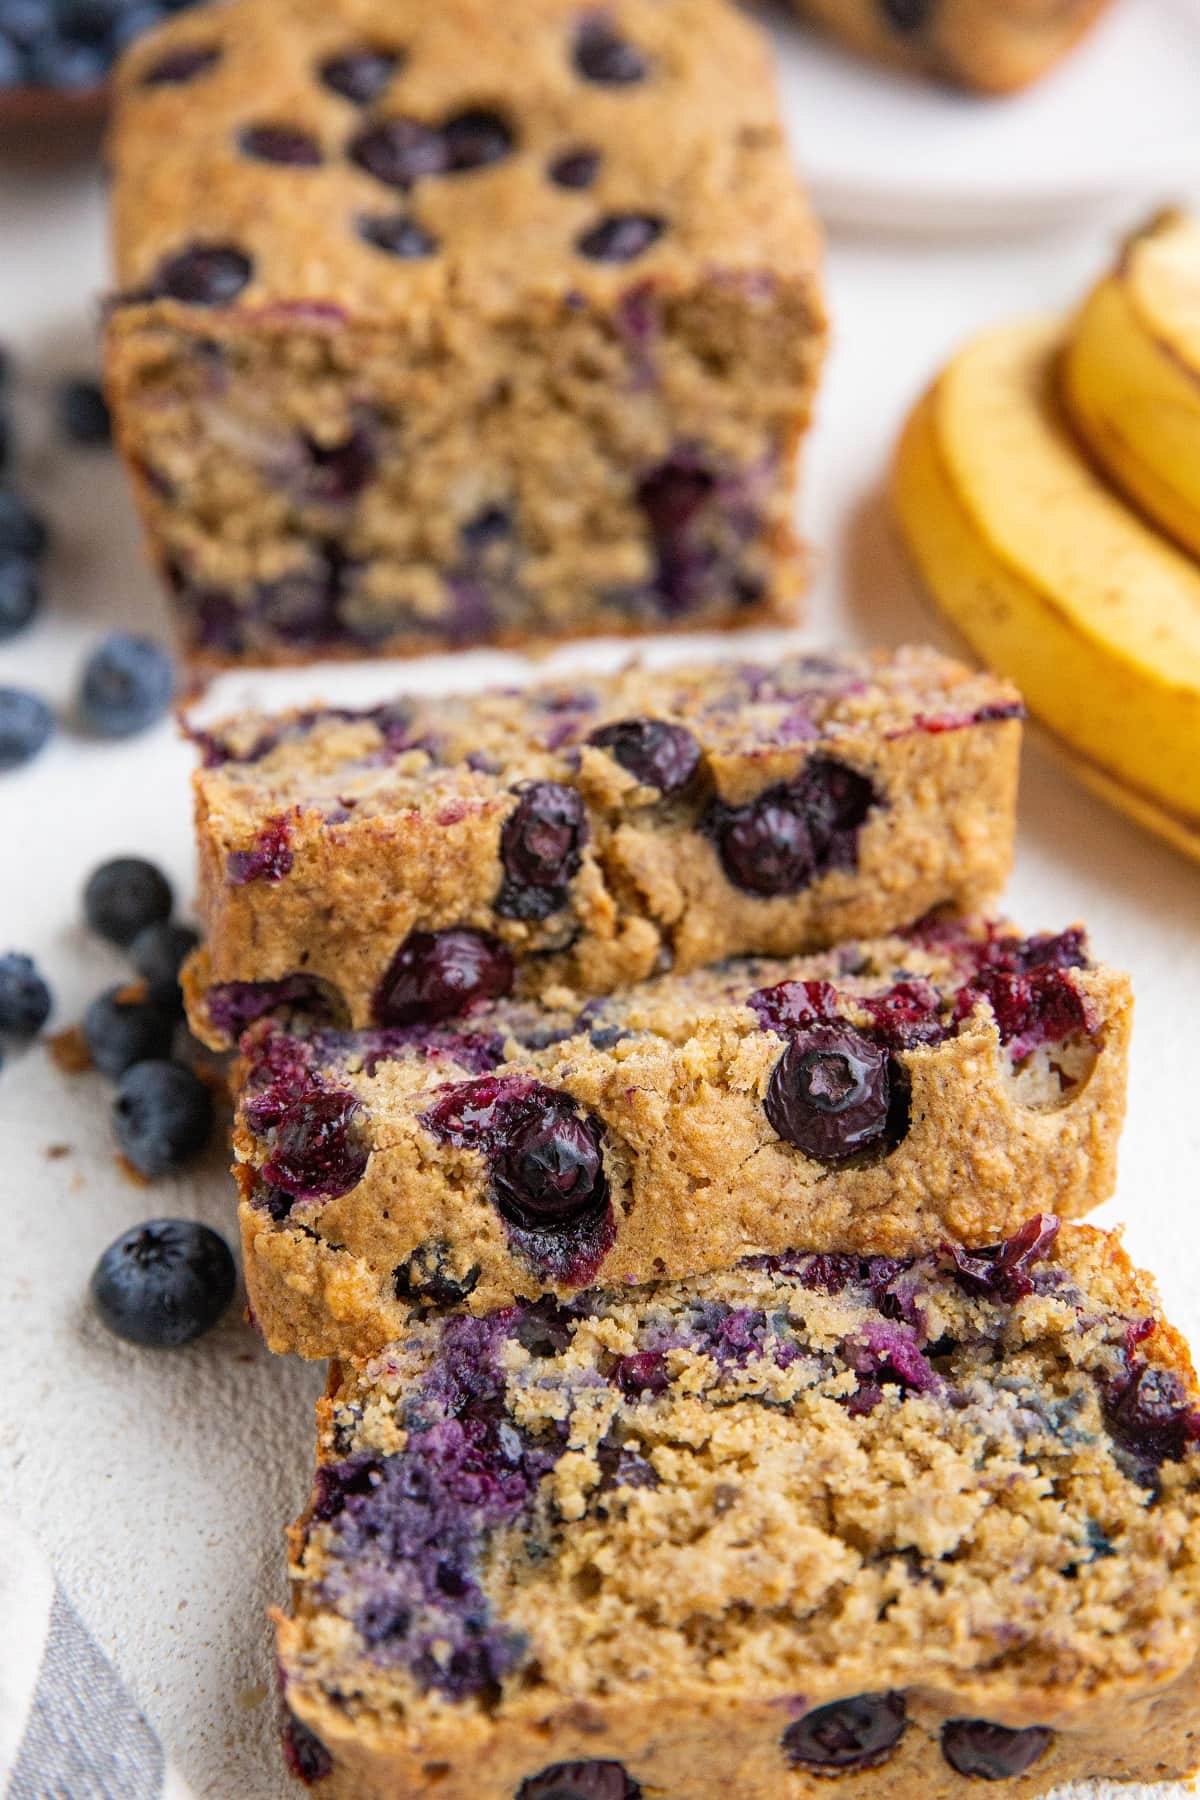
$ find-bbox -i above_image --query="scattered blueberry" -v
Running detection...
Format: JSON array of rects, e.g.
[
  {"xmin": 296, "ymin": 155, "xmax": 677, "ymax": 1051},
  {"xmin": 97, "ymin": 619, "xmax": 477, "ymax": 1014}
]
[
  {"xmin": 0, "ymin": 489, "xmax": 48, "ymax": 560},
  {"xmin": 0, "ymin": 686, "xmax": 53, "ymax": 770},
  {"xmin": 111, "ymin": 1060, "xmax": 215, "ymax": 1177},
  {"xmin": 280, "ymin": 1710, "xmax": 333, "ymax": 1785},
  {"xmin": 586, "ymin": 718, "xmax": 701, "ymax": 797},
  {"xmin": 150, "ymin": 243, "xmax": 254, "ymax": 306},
  {"xmin": 57, "ymin": 378, "xmax": 111, "ymax": 446},
  {"xmin": 496, "ymin": 781, "xmax": 587, "ymax": 920},
  {"xmin": 355, "ymin": 212, "xmax": 439, "ymax": 258},
  {"xmin": 0, "ymin": 951, "xmax": 52, "ymax": 1035},
  {"xmin": 90, "ymin": 1218, "xmax": 235, "ymax": 1348},
  {"xmin": 518, "ymin": 1762, "xmax": 640, "ymax": 1800},
  {"xmin": 573, "ymin": 19, "xmax": 648, "ymax": 84},
  {"xmin": 576, "ymin": 214, "xmax": 664, "ymax": 263},
  {"xmin": 263, "ymin": 1090, "xmax": 369, "ymax": 1200},
  {"xmin": 317, "ymin": 45, "xmax": 400, "ymax": 105},
  {"xmin": 709, "ymin": 782, "xmax": 815, "ymax": 896},
  {"xmin": 0, "ymin": 555, "xmax": 41, "ymax": 640},
  {"xmin": 547, "ymin": 147, "xmax": 601, "ymax": 189},
  {"xmin": 83, "ymin": 984, "xmax": 177, "ymax": 1078},
  {"xmin": 783, "ymin": 1694, "xmax": 907, "ymax": 1772},
  {"xmin": 440, "ymin": 108, "xmax": 515, "ymax": 173},
  {"xmin": 489, "ymin": 1089, "xmax": 608, "ymax": 1232},
  {"xmin": 129, "ymin": 920, "xmax": 199, "ymax": 1009},
  {"xmin": 393, "ymin": 1239, "xmax": 481, "ymax": 1309},
  {"xmin": 84, "ymin": 857, "xmax": 173, "ymax": 947},
  {"xmin": 139, "ymin": 42, "xmax": 221, "ymax": 86},
  {"xmin": 238, "ymin": 124, "xmax": 323, "ymax": 166},
  {"xmin": 375, "ymin": 928, "xmax": 514, "ymax": 1027},
  {"xmin": 765, "ymin": 1024, "xmax": 898, "ymax": 1164},
  {"xmin": 77, "ymin": 633, "xmax": 174, "ymax": 737},
  {"xmin": 940, "ymin": 1721, "xmax": 1054, "ymax": 1780},
  {"xmin": 349, "ymin": 116, "xmax": 446, "ymax": 187}
]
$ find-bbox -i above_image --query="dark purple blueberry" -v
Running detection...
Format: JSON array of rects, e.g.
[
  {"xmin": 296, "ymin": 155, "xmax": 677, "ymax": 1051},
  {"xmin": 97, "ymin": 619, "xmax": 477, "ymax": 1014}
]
[
  {"xmin": 84, "ymin": 984, "xmax": 177, "ymax": 1078},
  {"xmin": 953, "ymin": 963, "xmax": 1091, "ymax": 1062},
  {"xmin": 586, "ymin": 717, "xmax": 701, "ymax": 797},
  {"xmin": 318, "ymin": 44, "xmax": 399, "ymax": 103},
  {"xmin": 548, "ymin": 147, "xmax": 601, "ymax": 189},
  {"xmin": 708, "ymin": 783, "xmax": 815, "ymax": 896},
  {"xmin": 238, "ymin": 124, "xmax": 323, "ymax": 167},
  {"xmin": 84, "ymin": 857, "xmax": 172, "ymax": 946},
  {"xmin": 0, "ymin": 952, "xmax": 51, "ymax": 1035},
  {"xmin": 489, "ymin": 1090, "xmax": 608, "ymax": 1231},
  {"xmin": 576, "ymin": 214, "xmax": 664, "ymax": 263},
  {"xmin": 441, "ymin": 108, "xmax": 515, "ymax": 173},
  {"xmin": 460, "ymin": 504, "xmax": 512, "ymax": 552},
  {"xmin": 518, "ymin": 1762, "xmax": 640, "ymax": 1800},
  {"xmin": 150, "ymin": 242, "xmax": 254, "ymax": 305},
  {"xmin": 226, "ymin": 816, "xmax": 295, "ymax": 886},
  {"xmin": 612, "ymin": 1350, "xmax": 669, "ymax": 1397},
  {"xmin": 375, "ymin": 928, "xmax": 514, "ymax": 1027},
  {"xmin": 943, "ymin": 1215, "xmax": 1060, "ymax": 1305},
  {"xmin": 0, "ymin": 686, "xmax": 53, "ymax": 770},
  {"xmin": 263, "ymin": 1090, "xmax": 369, "ymax": 1200},
  {"xmin": 747, "ymin": 978, "xmax": 838, "ymax": 1034},
  {"xmin": 140, "ymin": 42, "xmax": 221, "ymax": 86},
  {"xmin": 393, "ymin": 1239, "xmax": 481, "ymax": 1308},
  {"xmin": 1104, "ymin": 1361, "xmax": 1200, "ymax": 1481},
  {"xmin": 77, "ymin": 632, "xmax": 174, "ymax": 737},
  {"xmin": 765, "ymin": 1024, "xmax": 896, "ymax": 1163},
  {"xmin": 0, "ymin": 488, "xmax": 49, "ymax": 560},
  {"xmin": 280, "ymin": 1710, "xmax": 332, "ymax": 1784},
  {"xmin": 940, "ymin": 1721, "xmax": 1053, "ymax": 1780},
  {"xmin": 798, "ymin": 756, "xmax": 879, "ymax": 871},
  {"xmin": 783, "ymin": 1693, "xmax": 907, "ymax": 1772},
  {"xmin": 349, "ymin": 116, "xmax": 446, "ymax": 187},
  {"xmin": 356, "ymin": 211, "xmax": 439, "ymax": 258},
  {"xmin": 496, "ymin": 782, "xmax": 587, "ymax": 920},
  {"xmin": 90, "ymin": 1218, "xmax": 235, "ymax": 1349},
  {"xmin": 129, "ymin": 920, "xmax": 200, "ymax": 1010},
  {"xmin": 572, "ymin": 18, "xmax": 648, "ymax": 83},
  {"xmin": 304, "ymin": 426, "xmax": 376, "ymax": 502},
  {"xmin": 880, "ymin": 0, "xmax": 934, "ymax": 31},
  {"xmin": 111, "ymin": 1061, "xmax": 215, "ymax": 1178},
  {"xmin": 637, "ymin": 458, "xmax": 715, "ymax": 537},
  {"xmin": 57, "ymin": 377, "xmax": 111, "ymax": 446}
]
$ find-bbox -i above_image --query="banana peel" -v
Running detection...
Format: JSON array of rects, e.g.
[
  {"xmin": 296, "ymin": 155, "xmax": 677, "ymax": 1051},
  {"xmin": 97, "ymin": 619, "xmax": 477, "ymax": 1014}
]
[
  {"xmin": 1064, "ymin": 209, "xmax": 1200, "ymax": 560},
  {"xmin": 892, "ymin": 318, "xmax": 1200, "ymax": 861}
]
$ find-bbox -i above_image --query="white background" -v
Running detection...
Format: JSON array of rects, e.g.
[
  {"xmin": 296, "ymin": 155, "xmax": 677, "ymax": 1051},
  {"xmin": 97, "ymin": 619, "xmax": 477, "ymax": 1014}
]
[{"xmin": 1, "ymin": 13, "xmax": 1199, "ymax": 1796}]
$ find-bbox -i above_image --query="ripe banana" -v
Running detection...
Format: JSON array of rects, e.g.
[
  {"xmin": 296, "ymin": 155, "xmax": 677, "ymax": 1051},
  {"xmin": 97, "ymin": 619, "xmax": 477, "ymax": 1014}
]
[
  {"xmin": 892, "ymin": 318, "xmax": 1200, "ymax": 862},
  {"xmin": 1063, "ymin": 209, "xmax": 1200, "ymax": 560}
]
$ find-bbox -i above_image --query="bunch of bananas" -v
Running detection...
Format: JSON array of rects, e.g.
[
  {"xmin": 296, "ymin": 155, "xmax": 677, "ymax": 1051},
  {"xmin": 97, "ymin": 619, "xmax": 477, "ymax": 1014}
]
[{"xmin": 893, "ymin": 211, "xmax": 1200, "ymax": 862}]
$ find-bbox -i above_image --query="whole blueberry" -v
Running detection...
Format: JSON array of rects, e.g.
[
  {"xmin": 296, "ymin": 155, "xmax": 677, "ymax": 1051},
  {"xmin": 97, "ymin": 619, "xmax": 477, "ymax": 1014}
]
[
  {"xmin": 881, "ymin": 0, "xmax": 934, "ymax": 32},
  {"xmin": 0, "ymin": 555, "xmax": 40, "ymax": 641},
  {"xmin": 238, "ymin": 124, "xmax": 323, "ymax": 166},
  {"xmin": 356, "ymin": 212, "xmax": 439, "ymax": 258},
  {"xmin": 572, "ymin": 20, "xmax": 648, "ymax": 84},
  {"xmin": 262, "ymin": 1090, "xmax": 369, "ymax": 1200},
  {"xmin": 77, "ymin": 633, "xmax": 174, "ymax": 737},
  {"xmin": 57, "ymin": 378, "xmax": 111, "ymax": 446},
  {"xmin": 318, "ymin": 45, "xmax": 400, "ymax": 105},
  {"xmin": 765, "ymin": 1024, "xmax": 897, "ymax": 1163},
  {"xmin": 547, "ymin": 147, "xmax": 601, "ymax": 190},
  {"xmin": 129, "ymin": 920, "xmax": 200, "ymax": 1009},
  {"xmin": 90, "ymin": 1218, "xmax": 235, "ymax": 1348},
  {"xmin": 709, "ymin": 782, "xmax": 815, "ymax": 896},
  {"xmin": 375, "ymin": 928, "xmax": 514, "ymax": 1027},
  {"xmin": 0, "ymin": 687, "xmax": 53, "ymax": 771},
  {"xmin": 151, "ymin": 243, "xmax": 254, "ymax": 306},
  {"xmin": 112, "ymin": 1060, "xmax": 214, "ymax": 1177},
  {"xmin": 783, "ymin": 1694, "xmax": 907, "ymax": 1772},
  {"xmin": 586, "ymin": 718, "xmax": 701, "ymax": 797},
  {"xmin": 490, "ymin": 1090, "xmax": 608, "ymax": 1231},
  {"xmin": 84, "ymin": 984, "xmax": 177, "ymax": 1078},
  {"xmin": 0, "ymin": 952, "xmax": 52, "ymax": 1035},
  {"xmin": 940, "ymin": 1721, "xmax": 1054, "ymax": 1780},
  {"xmin": 576, "ymin": 214, "xmax": 664, "ymax": 264},
  {"xmin": 349, "ymin": 116, "xmax": 446, "ymax": 187},
  {"xmin": 496, "ymin": 782, "xmax": 587, "ymax": 919},
  {"xmin": 0, "ymin": 489, "xmax": 49, "ymax": 560},
  {"xmin": 440, "ymin": 108, "xmax": 515, "ymax": 173},
  {"xmin": 84, "ymin": 857, "xmax": 173, "ymax": 946},
  {"xmin": 518, "ymin": 1762, "xmax": 640, "ymax": 1800}
]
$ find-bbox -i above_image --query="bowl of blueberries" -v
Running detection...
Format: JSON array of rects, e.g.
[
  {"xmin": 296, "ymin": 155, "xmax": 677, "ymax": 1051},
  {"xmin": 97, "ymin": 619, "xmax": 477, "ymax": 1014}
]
[{"xmin": 0, "ymin": 0, "xmax": 203, "ymax": 125}]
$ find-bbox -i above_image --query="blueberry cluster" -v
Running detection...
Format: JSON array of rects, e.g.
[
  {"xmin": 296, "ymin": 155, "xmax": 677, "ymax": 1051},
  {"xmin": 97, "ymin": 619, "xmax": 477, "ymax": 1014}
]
[{"xmin": 0, "ymin": 0, "xmax": 204, "ymax": 93}]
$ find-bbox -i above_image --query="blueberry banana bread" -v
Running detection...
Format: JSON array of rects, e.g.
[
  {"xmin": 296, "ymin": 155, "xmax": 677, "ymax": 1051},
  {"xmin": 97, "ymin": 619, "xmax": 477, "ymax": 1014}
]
[
  {"xmin": 103, "ymin": 0, "xmax": 826, "ymax": 665},
  {"xmin": 791, "ymin": 0, "xmax": 1114, "ymax": 94},
  {"xmin": 234, "ymin": 919, "xmax": 1129, "ymax": 1355},
  {"xmin": 275, "ymin": 1221, "xmax": 1200, "ymax": 1797},
  {"xmin": 184, "ymin": 647, "xmax": 1023, "ymax": 1048}
]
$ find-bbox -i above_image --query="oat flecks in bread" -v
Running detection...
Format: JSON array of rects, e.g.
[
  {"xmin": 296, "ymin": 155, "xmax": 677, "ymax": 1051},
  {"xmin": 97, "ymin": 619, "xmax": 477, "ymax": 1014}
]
[
  {"xmin": 233, "ymin": 918, "xmax": 1131, "ymax": 1355},
  {"xmin": 275, "ymin": 1222, "xmax": 1200, "ymax": 1798},
  {"xmin": 184, "ymin": 646, "xmax": 1023, "ymax": 1047},
  {"xmin": 104, "ymin": 0, "xmax": 826, "ymax": 665}
]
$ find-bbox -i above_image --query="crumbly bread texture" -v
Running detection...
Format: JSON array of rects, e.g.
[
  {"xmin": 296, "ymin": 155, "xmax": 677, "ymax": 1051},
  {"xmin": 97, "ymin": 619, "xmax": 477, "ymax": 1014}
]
[
  {"xmin": 790, "ymin": 0, "xmax": 1113, "ymax": 94},
  {"xmin": 184, "ymin": 647, "xmax": 1022, "ymax": 1048},
  {"xmin": 103, "ymin": 0, "xmax": 826, "ymax": 665},
  {"xmin": 234, "ymin": 919, "xmax": 1130, "ymax": 1356},
  {"xmin": 276, "ymin": 1222, "xmax": 1200, "ymax": 1798}
]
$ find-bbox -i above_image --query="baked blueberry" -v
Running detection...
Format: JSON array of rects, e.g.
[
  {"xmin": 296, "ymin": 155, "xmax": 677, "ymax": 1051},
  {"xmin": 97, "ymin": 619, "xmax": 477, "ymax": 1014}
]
[
  {"xmin": 707, "ymin": 781, "xmax": 815, "ymax": 896},
  {"xmin": 0, "ymin": 488, "xmax": 49, "ymax": 560},
  {"xmin": 318, "ymin": 45, "xmax": 399, "ymax": 104},
  {"xmin": 0, "ymin": 686, "xmax": 53, "ymax": 770},
  {"xmin": 518, "ymin": 1762, "xmax": 640, "ymax": 1800},
  {"xmin": 112, "ymin": 1060, "xmax": 214, "ymax": 1176},
  {"xmin": 57, "ymin": 377, "xmax": 112, "ymax": 445},
  {"xmin": 375, "ymin": 928, "xmax": 514, "ymax": 1027},
  {"xmin": 150, "ymin": 242, "xmax": 254, "ymax": 305},
  {"xmin": 393, "ymin": 1239, "xmax": 481, "ymax": 1308},
  {"xmin": 90, "ymin": 1217, "xmax": 235, "ymax": 1348},
  {"xmin": 576, "ymin": 214, "xmax": 664, "ymax": 263},
  {"xmin": 129, "ymin": 919, "xmax": 200, "ymax": 1009},
  {"xmin": 139, "ymin": 42, "xmax": 221, "ymax": 86},
  {"xmin": 84, "ymin": 984, "xmax": 177, "ymax": 1078},
  {"xmin": 496, "ymin": 781, "xmax": 587, "ymax": 919},
  {"xmin": 441, "ymin": 108, "xmax": 515, "ymax": 173},
  {"xmin": 238, "ymin": 124, "xmax": 323, "ymax": 166},
  {"xmin": 349, "ymin": 116, "xmax": 446, "ymax": 187},
  {"xmin": 281, "ymin": 1710, "xmax": 333, "ymax": 1785},
  {"xmin": 0, "ymin": 951, "xmax": 52, "ymax": 1035},
  {"xmin": 765, "ymin": 1023, "xmax": 896, "ymax": 1163},
  {"xmin": 783, "ymin": 1693, "xmax": 907, "ymax": 1772},
  {"xmin": 586, "ymin": 717, "xmax": 701, "ymax": 797},
  {"xmin": 489, "ymin": 1089, "xmax": 608, "ymax": 1232},
  {"xmin": 263, "ymin": 1090, "xmax": 369, "ymax": 1200},
  {"xmin": 573, "ymin": 19, "xmax": 648, "ymax": 84},
  {"xmin": 84, "ymin": 856, "xmax": 173, "ymax": 946},
  {"xmin": 0, "ymin": 557, "xmax": 40, "ymax": 640},
  {"xmin": 356, "ymin": 212, "xmax": 439, "ymax": 258},
  {"xmin": 77, "ymin": 632, "xmax": 174, "ymax": 737},
  {"xmin": 940, "ymin": 1720, "xmax": 1053, "ymax": 1779},
  {"xmin": 547, "ymin": 147, "xmax": 601, "ymax": 189}
]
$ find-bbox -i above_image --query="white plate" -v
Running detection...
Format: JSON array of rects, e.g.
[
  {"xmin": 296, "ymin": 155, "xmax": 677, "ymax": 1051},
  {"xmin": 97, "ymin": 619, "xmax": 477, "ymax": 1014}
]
[{"xmin": 768, "ymin": 0, "xmax": 1200, "ymax": 233}]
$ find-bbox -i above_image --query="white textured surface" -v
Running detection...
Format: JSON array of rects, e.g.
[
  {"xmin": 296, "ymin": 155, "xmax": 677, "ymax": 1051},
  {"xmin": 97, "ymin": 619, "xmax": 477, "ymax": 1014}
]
[{"xmin": 1, "ymin": 100, "xmax": 1199, "ymax": 1800}]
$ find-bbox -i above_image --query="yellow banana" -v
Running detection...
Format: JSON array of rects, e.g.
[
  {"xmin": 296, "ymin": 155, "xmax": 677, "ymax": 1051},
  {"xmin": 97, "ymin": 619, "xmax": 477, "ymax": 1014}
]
[
  {"xmin": 892, "ymin": 318, "xmax": 1200, "ymax": 862},
  {"xmin": 1064, "ymin": 209, "xmax": 1200, "ymax": 560}
]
